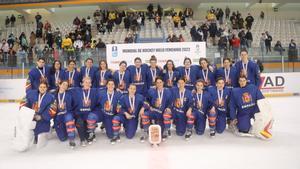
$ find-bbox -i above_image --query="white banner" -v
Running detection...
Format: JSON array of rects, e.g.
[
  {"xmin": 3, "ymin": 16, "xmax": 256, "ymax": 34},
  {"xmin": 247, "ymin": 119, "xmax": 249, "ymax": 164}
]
[
  {"xmin": 0, "ymin": 79, "xmax": 26, "ymax": 101},
  {"xmin": 106, "ymin": 42, "xmax": 206, "ymax": 70},
  {"xmin": 260, "ymin": 72, "xmax": 300, "ymax": 96}
]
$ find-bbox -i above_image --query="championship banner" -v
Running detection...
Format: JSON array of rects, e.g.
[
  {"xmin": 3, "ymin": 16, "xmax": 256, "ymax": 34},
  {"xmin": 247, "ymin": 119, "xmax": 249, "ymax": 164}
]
[
  {"xmin": 260, "ymin": 72, "xmax": 300, "ymax": 96},
  {"xmin": 106, "ymin": 42, "xmax": 206, "ymax": 70}
]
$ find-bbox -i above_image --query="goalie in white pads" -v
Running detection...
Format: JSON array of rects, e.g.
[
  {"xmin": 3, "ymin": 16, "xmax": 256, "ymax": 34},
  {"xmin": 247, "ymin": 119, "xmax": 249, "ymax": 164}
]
[
  {"xmin": 14, "ymin": 82, "xmax": 56, "ymax": 151},
  {"xmin": 229, "ymin": 75, "xmax": 273, "ymax": 140}
]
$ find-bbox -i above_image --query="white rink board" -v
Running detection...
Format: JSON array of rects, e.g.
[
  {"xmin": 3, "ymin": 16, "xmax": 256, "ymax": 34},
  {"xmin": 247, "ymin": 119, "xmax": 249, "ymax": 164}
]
[
  {"xmin": 0, "ymin": 79, "xmax": 26, "ymax": 101},
  {"xmin": 106, "ymin": 42, "xmax": 206, "ymax": 70},
  {"xmin": 260, "ymin": 72, "xmax": 300, "ymax": 95}
]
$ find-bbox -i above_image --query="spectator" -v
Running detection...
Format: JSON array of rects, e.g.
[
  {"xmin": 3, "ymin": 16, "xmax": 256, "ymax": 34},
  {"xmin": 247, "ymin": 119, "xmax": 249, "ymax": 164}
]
[
  {"xmin": 154, "ymin": 14, "xmax": 161, "ymax": 29},
  {"xmin": 217, "ymin": 8, "xmax": 224, "ymax": 25},
  {"xmin": 55, "ymin": 34, "xmax": 62, "ymax": 50},
  {"xmin": 179, "ymin": 34, "xmax": 184, "ymax": 42},
  {"xmin": 35, "ymin": 12, "xmax": 42, "ymax": 24},
  {"xmin": 17, "ymin": 46, "xmax": 28, "ymax": 66},
  {"xmin": 180, "ymin": 15, "xmax": 187, "ymax": 29},
  {"xmin": 245, "ymin": 13, "xmax": 254, "ymax": 30},
  {"xmin": 0, "ymin": 39, "xmax": 9, "ymax": 65},
  {"xmin": 86, "ymin": 16, "xmax": 93, "ymax": 31},
  {"xmin": 27, "ymin": 47, "xmax": 34, "ymax": 66},
  {"xmin": 218, "ymin": 35, "xmax": 228, "ymax": 57},
  {"xmin": 46, "ymin": 29, "xmax": 54, "ymax": 48},
  {"xmin": 62, "ymin": 35, "xmax": 72, "ymax": 49},
  {"xmin": 209, "ymin": 21, "xmax": 218, "ymax": 45},
  {"xmin": 260, "ymin": 11, "xmax": 265, "ymax": 19},
  {"xmin": 73, "ymin": 16, "xmax": 81, "ymax": 28},
  {"xmin": 288, "ymin": 39, "xmax": 298, "ymax": 63},
  {"xmin": 200, "ymin": 22, "xmax": 209, "ymax": 42},
  {"xmin": 44, "ymin": 20, "xmax": 51, "ymax": 32},
  {"xmin": 190, "ymin": 26, "xmax": 197, "ymax": 41},
  {"xmin": 260, "ymin": 33, "xmax": 266, "ymax": 57},
  {"xmin": 29, "ymin": 31, "xmax": 36, "ymax": 48},
  {"xmin": 98, "ymin": 23, "xmax": 106, "ymax": 34},
  {"xmin": 265, "ymin": 31, "xmax": 272, "ymax": 54},
  {"xmin": 231, "ymin": 34, "xmax": 240, "ymax": 61},
  {"xmin": 274, "ymin": 41, "xmax": 285, "ymax": 56},
  {"xmin": 5, "ymin": 16, "xmax": 10, "ymax": 28},
  {"xmin": 10, "ymin": 14, "xmax": 16, "ymax": 27},
  {"xmin": 7, "ymin": 33, "xmax": 15, "ymax": 48},
  {"xmin": 173, "ymin": 14, "xmax": 180, "ymax": 28},
  {"xmin": 124, "ymin": 33, "xmax": 134, "ymax": 43},
  {"xmin": 124, "ymin": 16, "xmax": 130, "ymax": 31},
  {"xmin": 238, "ymin": 30, "xmax": 247, "ymax": 49},
  {"xmin": 245, "ymin": 29, "xmax": 253, "ymax": 49},
  {"xmin": 19, "ymin": 32, "xmax": 28, "ymax": 51},
  {"xmin": 36, "ymin": 21, "xmax": 43, "ymax": 41},
  {"xmin": 96, "ymin": 38, "xmax": 106, "ymax": 49},
  {"xmin": 225, "ymin": 6, "xmax": 230, "ymax": 19}
]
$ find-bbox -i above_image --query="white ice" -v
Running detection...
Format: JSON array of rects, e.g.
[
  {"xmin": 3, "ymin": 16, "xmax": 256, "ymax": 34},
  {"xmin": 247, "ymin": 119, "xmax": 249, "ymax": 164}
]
[{"xmin": 0, "ymin": 97, "xmax": 300, "ymax": 169}]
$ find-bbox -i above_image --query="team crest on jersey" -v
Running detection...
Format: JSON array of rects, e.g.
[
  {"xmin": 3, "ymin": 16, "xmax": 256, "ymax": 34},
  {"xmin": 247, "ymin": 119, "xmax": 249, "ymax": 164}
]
[
  {"xmin": 104, "ymin": 100, "xmax": 112, "ymax": 112},
  {"xmin": 242, "ymin": 92, "xmax": 252, "ymax": 103},
  {"xmin": 155, "ymin": 98, "xmax": 161, "ymax": 108},
  {"xmin": 116, "ymin": 103, "xmax": 121, "ymax": 113}
]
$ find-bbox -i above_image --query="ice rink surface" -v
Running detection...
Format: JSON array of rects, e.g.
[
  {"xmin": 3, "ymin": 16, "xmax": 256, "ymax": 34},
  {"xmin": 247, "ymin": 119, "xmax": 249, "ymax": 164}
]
[{"xmin": 0, "ymin": 97, "xmax": 300, "ymax": 169}]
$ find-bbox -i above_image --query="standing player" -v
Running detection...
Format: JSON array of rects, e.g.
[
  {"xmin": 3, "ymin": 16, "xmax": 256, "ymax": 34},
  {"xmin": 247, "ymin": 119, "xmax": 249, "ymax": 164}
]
[
  {"xmin": 127, "ymin": 57, "xmax": 149, "ymax": 95},
  {"xmin": 177, "ymin": 58, "xmax": 198, "ymax": 91},
  {"xmin": 208, "ymin": 77, "xmax": 231, "ymax": 135},
  {"xmin": 72, "ymin": 77, "xmax": 99, "ymax": 146},
  {"xmin": 26, "ymin": 57, "xmax": 51, "ymax": 93},
  {"xmin": 185, "ymin": 80, "xmax": 214, "ymax": 140},
  {"xmin": 63, "ymin": 60, "xmax": 81, "ymax": 89},
  {"xmin": 79, "ymin": 58, "xmax": 97, "ymax": 88},
  {"xmin": 198, "ymin": 58, "xmax": 215, "ymax": 88},
  {"xmin": 20, "ymin": 82, "xmax": 56, "ymax": 146},
  {"xmin": 216, "ymin": 57, "xmax": 238, "ymax": 88},
  {"xmin": 146, "ymin": 55, "xmax": 162, "ymax": 89},
  {"xmin": 164, "ymin": 78, "xmax": 193, "ymax": 140},
  {"xmin": 162, "ymin": 60, "xmax": 180, "ymax": 88},
  {"xmin": 86, "ymin": 79, "xmax": 122, "ymax": 142},
  {"xmin": 111, "ymin": 84, "xmax": 145, "ymax": 144},
  {"xmin": 140, "ymin": 77, "xmax": 172, "ymax": 142},
  {"xmin": 94, "ymin": 60, "xmax": 113, "ymax": 89},
  {"xmin": 113, "ymin": 61, "xmax": 130, "ymax": 94},
  {"xmin": 229, "ymin": 75, "xmax": 264, "ymax": 134},
  {"xmin": 49, "ymin": 60, "xmax": 64, "ymax": 93},
  {"xmin": 235, "ymin": 49, "xmax": 261, "ymax": 87}
]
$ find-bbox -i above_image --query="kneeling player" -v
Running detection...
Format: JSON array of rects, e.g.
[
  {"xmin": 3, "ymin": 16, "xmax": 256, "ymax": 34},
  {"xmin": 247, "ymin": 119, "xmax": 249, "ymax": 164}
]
[
  {"xmin": 53, "ymin": 81, "xmax": 77, "ymax": 148},
  {"xmin": 86, "ymin": 79, "xmax": 122, "ymax": 143},
  {"xmin": 140, "ymin": 77, "xmax": 172, "ymax": 142},
  {"xmin": 208, "ymin": 77, "xmax": 231, "ymax": 134},
  {"xmin": 229, "ymin": 75, "xmax": 264, "ymax": 134},
  {"xmin": 164, "ymin": 78, "xmax": 193, "ymax": 139},
  {"xmin": 72, "ymin": 77, "xmax": 99, "ymax": 146},
  {"xmin": 111, "ymin": 84, "xmax": 145, "ymax": 144},
  {"xmin": 185, "ymin": 80, "xmax": 214, "ymax": 140}
]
